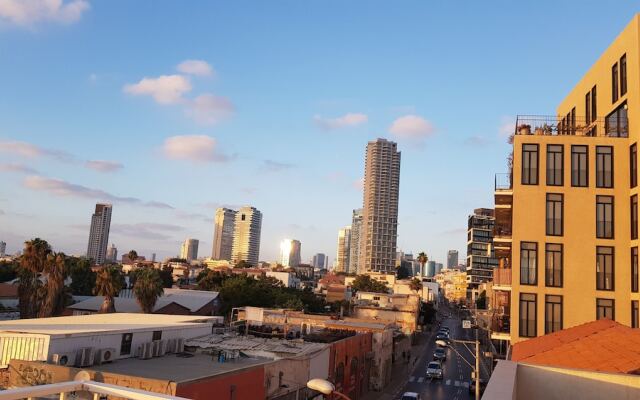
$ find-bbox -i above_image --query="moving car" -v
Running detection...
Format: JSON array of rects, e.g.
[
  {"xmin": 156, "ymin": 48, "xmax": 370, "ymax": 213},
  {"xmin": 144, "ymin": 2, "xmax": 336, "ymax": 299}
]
[
  {"xmin": 401, "ymin": 392, "xmax": 421, "ymax": 400},
  {"xmin": 435, "ymin": 332, "xmax": 449, "ymax": 341},
  {"xmin": 426, "ymin": 361, "xmax": 443, "ymax": 379},
  {"xmin": 433, "ymin": 347, "xmax": 447, "ymax": 361}
]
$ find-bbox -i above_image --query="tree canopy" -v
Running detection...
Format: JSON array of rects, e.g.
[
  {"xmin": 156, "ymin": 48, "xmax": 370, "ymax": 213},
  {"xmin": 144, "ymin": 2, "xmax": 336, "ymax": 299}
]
[
  {"xmin": 350, "ymin": 275, "xmax": 388, "ymax": 294},
  {"xmin": 133, "ymin": 267, "xmax": 164, "ymax": 313}
]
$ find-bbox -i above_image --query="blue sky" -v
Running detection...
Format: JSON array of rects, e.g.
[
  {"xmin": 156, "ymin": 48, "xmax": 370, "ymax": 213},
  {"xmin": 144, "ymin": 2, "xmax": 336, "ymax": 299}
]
[{"xmin": 0, "ymin": 1, "xmax": 638, "ymax": 264}]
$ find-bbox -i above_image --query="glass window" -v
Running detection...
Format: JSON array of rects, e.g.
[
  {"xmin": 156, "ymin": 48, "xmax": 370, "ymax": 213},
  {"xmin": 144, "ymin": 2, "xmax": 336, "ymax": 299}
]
[
  {"xmin": 520, "ymin": 242, "xmax": 537, "ymax": 285},
  {"xmin": 546, "ymin": 145, "xmax": 563, "ymax": 186},
  {"xmin": 522, "ymin": 144, "xmax": 539, "ymax": 185},
  {"xmin": 633, "ymin": 300, "xmax": 639, "ymax": 329},
  {"xmin": 596, "ymin": 196, "xmax": 614, "ymax": 239},
  {"xmin": 631, "ymin": 144, "xmax": 637, "ymax": 188},
  {"xmin": 612, "ymin": 62, "xmax": 619, "ymax": 103},
  {"xmin": 596, "ymin": 246, "xmax": 614, "ymax": 291},
  {"xmin": 595, "ymin": 146, "xmax": 613, "ymax": 188},
  {"xmin": 545, "ymin": 243, "xmax": 563, "ymax": 287},
  {"xmin": 585, "ymin": 91, "xmax": 591, "ymax": 124},
  {"xmin": 546, "ymin": 194, "xmax": 563, "ymax": 236},
  {"xmin": 519, "ymin": 293, "xmax": 537, "ymax": 338},
  {"xmin": 545, "ymin": 295, "xmax": 563, "ymax": 334},
  {"xmin": 596, "ymin": 298, "xmax": 615, "ymax": 320},
  {"xmin": 571, "ymin": 108, "xmax": 576, "ymax": 135},
  {"xmin": 632, "ymin": 195, "xmax": 638, "ymax": 240},
  {"xmin": 120, "ymin": 333, "xmax": 133, "ymax": 355},
  {"xmin": 591, "ymin": 86, "xmax": 597, "ymax": 121},
  {"xmin": 571, "ymin": 145, "xmax": 588, "ymax": 187},
  {"xmin": 152, "ymin": 330, "xmax": 162, "ymax": 341},
  {"xmin": 605, "ymin": 102, "xmax": 628, "ymax": 137},
  {"xmin": 620, "ymin": 54, "xmax": 627, "ymax": 96},
  {"xmin": 632, "ymin": 247, "xmax": 638, "ymax": 293}
]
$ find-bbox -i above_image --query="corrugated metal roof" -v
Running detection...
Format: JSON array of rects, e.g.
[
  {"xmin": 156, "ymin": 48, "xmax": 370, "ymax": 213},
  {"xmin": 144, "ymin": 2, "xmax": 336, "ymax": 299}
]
[{"xmin": 68, "ymin": 290, "xmax": 219, "ymax": 313}]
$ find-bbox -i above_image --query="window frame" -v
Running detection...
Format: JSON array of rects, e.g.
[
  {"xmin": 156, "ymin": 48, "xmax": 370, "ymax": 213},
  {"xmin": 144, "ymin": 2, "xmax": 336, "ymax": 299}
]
[
  {"xmin": 595, "ymin": 146, "xmax": 614, "ymax": 188},
  {"xmin": 519, "ymin": 293, "xmax": 537, "ymax": 338},
  {"xmin": 545, "ymin": 193, "xmax": 563, "ymax": 236},
  {"xmin": 120, "ymin": 333, "xmax": 133, "ymax": 355},
  {"xmin": 571, "ymin": 145, "xmax": 589, "ymax": 187},
  {"xmin": 631, "ymin": 143, "xmax": 637, "ymax": 188},
  {"xmin": 632, "ymin": 247, "xmax": 638, "ymax": 293},
  {"xmin": 596, "ymin": 195, "xmax": 615, "ymax": 239},
  {"xmin": 620, "ymin": 54, "xmax": 627, "ymax": 96},
  {"xmin": 596, "ymin": 246, "xmax": 615, "ymax": 291},
  {"xmin": 521, "ymin": 144, "xmax": 539, "ymax": 185},
  {"xmin": 596, "ymin": 298, "xmax": 615, "ymax": 321},
  {"xmin": 545, "ymin": 295, "xmax": 563, "ymax": 334},
  {"xmin": 633, "ymin": 300, "xmax": 639, "ymax": 329},
  {"xmin": 545, "ymin": 243, "xmax": 563, "ymax": 288},
  {"xmin": 632, "ymin": 195, "xmax": 638, "ymax": 240},
  {"xmin": 612, "ymin": 62, "xmax": 619, "ymax": 103},
  {"xmin": 520, "ymin": 241, "xmax": 538, "ymax": 286},
  {"xmin": 546, "ymin": 144, "xmax": 564, "ymax": 186}
]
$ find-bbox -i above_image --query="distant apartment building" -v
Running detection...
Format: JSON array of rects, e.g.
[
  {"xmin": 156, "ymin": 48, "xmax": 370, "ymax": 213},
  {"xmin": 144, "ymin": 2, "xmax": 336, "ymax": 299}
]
[
  {"xmin": 180, "ymin": 238, "xmax": 199, "ymax": 261},
  {"xmin": 279, "ymin": 238, "xmax": 301, "ymax": 268},
  {"xmin": 0, "ymin": 241, "xmax": 5, "ymax": 258},
  {"xmin": 425, "ymin": 261, "xmax": 436, "ymax": 277},
  {"xmin": 359, "ymin": 139, "xmax": 401, "ymax": 273},
  {"xmin": 335, "ymin": 226, "xmax": 351, "ymax": 273},
  {"xmin": 312, "ymin": 253, "xmax": 328, "ymax": 269},
  {"xmin": 496, "ymin": 15, "xmax": 640, "ymax": 346},
  {"xmin": 87, "ymin": 203, "xmax": 112, "ymax": 265},
  {"xmin": 106, "ymin": 243, "xmax": 117, "ymax": 263},
  {"xmin": 466, "ymin": 208, "xmax": 498, "ymax": 297},
  {"xmin": 212, "ymin": 207, "xmax": 236, "ymax": 260},
  {"xmin": 349, "ymin": 208, "xmax": 363, "ymax": 273},
  {"xmin": 447, "ymin": 250, "xmax": 459, "ymax": 268},
  {"xmin": 231, "ymin": 206, "xmax": 262, "ymax": 266}
]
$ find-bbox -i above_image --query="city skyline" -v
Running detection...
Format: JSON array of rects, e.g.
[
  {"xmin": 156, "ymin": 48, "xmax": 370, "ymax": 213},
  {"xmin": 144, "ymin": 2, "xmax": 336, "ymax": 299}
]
[{"xmin": 1, "ymin": 2, "xmax": 639, "ymax": 263}]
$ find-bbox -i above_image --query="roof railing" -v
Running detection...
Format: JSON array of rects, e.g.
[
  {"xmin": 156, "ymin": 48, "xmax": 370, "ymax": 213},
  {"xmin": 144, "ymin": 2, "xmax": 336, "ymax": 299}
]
[{"xmin": 514, "ymin": 115, "xmax": 628, "ymax": 138}]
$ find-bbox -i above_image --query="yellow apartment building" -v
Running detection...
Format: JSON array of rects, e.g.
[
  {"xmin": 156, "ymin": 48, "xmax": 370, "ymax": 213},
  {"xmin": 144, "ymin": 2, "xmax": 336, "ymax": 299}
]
[{"xmin": 495, "ymin": 15, "xmax": 640, "ymax": 346}]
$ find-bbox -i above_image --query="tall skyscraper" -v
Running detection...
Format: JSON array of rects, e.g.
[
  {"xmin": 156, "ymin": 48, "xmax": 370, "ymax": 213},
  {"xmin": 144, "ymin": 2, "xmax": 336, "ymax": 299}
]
[
  {"xmin": 106, "ymin": 243, "xmax": 118, "ymax": 263},
  {"xmin": 280, "ymin": 239, "xmax": 301, "ymax": 267},
  {"xmin": 312, "ymin": 253, "xmax": 328, "ymax": 269},
  {"xmin": 335, "ymin": 226, "xmax": 351, "ymax": 273},
  {"xmin": 466, "ymin": 208, "xmax": 498, "ymax": 291},
  {"xmin": 87, "ymin": 203, "xmax": 112, "ymax": 265},
  {"xmin": 212, "ymin": 208, "xmax": 237, "ymax": 260},
  {"xmin": 447, "ymin": 250, "xmax": 459, "ymax": 268},
  {"xmin": 348, "ymin": 208, "xmax": 363, "ymax": 274},
  {"xmin": 231, "ymin": 206, "xmax": 262, "ymax": 266},
  {"xmin": 426, "ymin": 261, "xmax": 436, "ymax": 277},
  {"xmin": 359, "ymin": 139, "xmax": 401, "ymax": 273},
  {"xmin": 180, "ymin": 238, "xmax": 199, "ymax": 261},
  {"xmin": 0, "ymin": 241, "xmax": 6, "ymax": 257}
]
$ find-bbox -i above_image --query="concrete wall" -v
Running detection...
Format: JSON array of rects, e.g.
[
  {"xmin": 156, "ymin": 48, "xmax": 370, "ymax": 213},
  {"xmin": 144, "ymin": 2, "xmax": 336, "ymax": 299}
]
[{"xmin": 176, "ymin": 365, "xmax": 265, "ymax": 400}]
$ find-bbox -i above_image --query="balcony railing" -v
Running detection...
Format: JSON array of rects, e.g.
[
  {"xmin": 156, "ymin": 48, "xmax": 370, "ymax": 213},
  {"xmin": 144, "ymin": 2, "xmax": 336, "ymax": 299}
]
[
  {"xmin": 515, "ymin": 115, "xmax": 628, "ymax": 138},
  {"xmin": 493, "ymin": 268, "xmax": 511, "ymax": 286},
  {"xmin": 0, "ymin": 380, "xmax": 188, "ymax": 400},
  {"xmin": 495, "ymin": 173, "xmax": 512, "ymax": 190},
  {"xmin": 490, "ymin": 315, "xmax": 510, "ymax": 333}
]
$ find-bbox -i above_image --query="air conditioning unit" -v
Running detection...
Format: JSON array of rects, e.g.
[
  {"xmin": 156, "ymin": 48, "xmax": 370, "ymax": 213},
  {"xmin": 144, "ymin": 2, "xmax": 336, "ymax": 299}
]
[
  {"xmin": 166, "ymin": 338, "xmax": 176, "ymax": 353},
  {"xmin": 139, "ymin": 342, "xmax": 153, "ymax": 360},
  {"xmin": 95, "ymin": 348, "xmax": 116, "ymax": 365},
  {"xmin": 175, "ymin": 338, "xmax": 185, "ymax": 353},
  {"xmin": 152, "ymin": 340, "xmax": 166, "ymax": 357},
  {"xmin": 75, "ymin": 347, "xmax": 94, "ymax": 367},
  {"xmin": 51, "ymin": 352, "xmax": 75, "ymax": 366}
]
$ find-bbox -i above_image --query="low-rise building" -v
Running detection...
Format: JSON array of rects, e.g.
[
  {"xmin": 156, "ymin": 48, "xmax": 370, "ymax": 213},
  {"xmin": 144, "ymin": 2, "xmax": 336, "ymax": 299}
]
[
  {"xmin": 435, "ymin": 268, "xmax": 468, "ymax": 304},
  {"xmin": 353, "ymin": 292, "xmax": 420, "ymax": 334},
  {"xmin": 266, "ymin": 270, "xmax": 301, "ymax": 288}
]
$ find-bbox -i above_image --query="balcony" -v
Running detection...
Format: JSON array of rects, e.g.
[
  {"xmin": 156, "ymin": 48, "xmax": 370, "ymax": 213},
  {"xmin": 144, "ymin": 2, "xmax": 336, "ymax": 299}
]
[
  {"xmin": 495, "ymin": 173, "xmax": 512, "ymax": 191},
  {"xmin": 490, "ymin": 315, "xmax": 511, "ymax": 341},
  {"xmin": 514, "ymin": 114, "xmax": 628, "ymax": 138},
  {"xmin": 493, "ymin": 268, "xmax": 511, "ymax": 290}
]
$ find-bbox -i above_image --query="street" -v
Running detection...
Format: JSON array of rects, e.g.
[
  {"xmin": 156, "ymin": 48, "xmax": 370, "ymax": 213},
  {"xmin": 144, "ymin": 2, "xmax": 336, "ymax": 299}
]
[{"xmin": 395, "ymin": 307, "xmax": 476, "ymax": 400}]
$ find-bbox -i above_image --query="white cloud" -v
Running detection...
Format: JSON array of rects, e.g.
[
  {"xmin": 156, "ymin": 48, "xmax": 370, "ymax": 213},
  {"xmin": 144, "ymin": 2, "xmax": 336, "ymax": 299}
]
[
  {"xmin": 389, "ymin": 115, "xmax": 435, "ymax": 140},
  {"xmin": 0, "ymin": 0, "xmax": 89, "ymax": 27},
  {"xmin": 186, "ymin": 94, "xmax": 234, "ymax": 125},
  {"xmin": 177, "ymin": 60, "xmax": 214, "ymax": 77},
  {"xmin": 314, "ymin": 113, "xmax": 368, "ymax": 130},
  {"xmin": 162, "ymin": 135, "xmax": 230, "ymax": 162},
  {"xmin": 123, "ymin": 74, "xmax": 191, "ymax": 105},
  {"xmin": 0, "ymin": 139, "xmax": 75, "ymax": 162},
  {"xmin": 0, "ymin": 162, "xmax": 38, "ymax": 174},
  {"xmin": 85, "ymin": 160, "xmax": 124, "ymax": 173}
]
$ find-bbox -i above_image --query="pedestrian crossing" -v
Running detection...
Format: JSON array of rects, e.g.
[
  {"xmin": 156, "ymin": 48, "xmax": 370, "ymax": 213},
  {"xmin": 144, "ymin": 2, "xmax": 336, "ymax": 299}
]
[{"xmin": 408, "ymin": 376, "xmax": 469, "ymax": 388}]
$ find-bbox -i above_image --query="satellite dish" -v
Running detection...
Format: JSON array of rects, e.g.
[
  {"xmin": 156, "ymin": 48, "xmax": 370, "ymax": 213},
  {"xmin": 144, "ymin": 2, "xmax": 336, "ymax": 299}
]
[{"xmin": 74, "ymin": 371, "xmax": 91, "ymax": 382}]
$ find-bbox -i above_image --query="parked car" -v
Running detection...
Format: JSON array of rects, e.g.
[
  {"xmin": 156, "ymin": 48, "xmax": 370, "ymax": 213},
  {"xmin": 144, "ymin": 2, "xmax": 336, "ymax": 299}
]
[
  {"xmin": 436, "ymin": 332, "xmax": 449, "ymax": 341},
  {"xmin": 401, "ymin": 392, "xmax": 421, "ymax": 400},
  {"xmin": 426, "ymin": 361, "xmax": 443, "ymax": 379},
  {"xmin": 433, "ymin": 347, "xmax": 447, "ymax": 361}
]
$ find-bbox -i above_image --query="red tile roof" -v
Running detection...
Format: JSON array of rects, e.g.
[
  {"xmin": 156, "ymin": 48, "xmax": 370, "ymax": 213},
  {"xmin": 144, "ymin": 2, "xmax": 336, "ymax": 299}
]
[{"xmin": 511, "ymin": 319, "xmax": 640, "ymax": 374}]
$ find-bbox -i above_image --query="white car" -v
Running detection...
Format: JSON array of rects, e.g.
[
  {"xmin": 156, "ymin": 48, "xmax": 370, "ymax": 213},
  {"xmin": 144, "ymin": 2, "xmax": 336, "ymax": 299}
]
[
  {"xmin": 426, "ymin": 361, "xmax": 443, "ymax": 379},
  {"xmin": 401, "ymin": 392, "xmax": 421, "ymax": 400}
]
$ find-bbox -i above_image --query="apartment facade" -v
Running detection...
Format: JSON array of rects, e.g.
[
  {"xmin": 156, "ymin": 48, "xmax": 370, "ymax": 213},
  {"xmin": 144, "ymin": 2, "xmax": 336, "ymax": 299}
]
[
  {"xmin": 503, "ymin": 15, "xmax": 640, "ymax": 345},
  {"xmin": 359, "ymin": 139, "xmax": 401, "ymax": 273},
  {"xmin": 212, "ymin": 207, "xmax": 236, "ymax": 260},
  {"xmin": 447, "ymin": 250, "xmax": 459, "ymax": 268},
  {"xmin": 279, "ymin": 238, "xmax": 301, "ymax": 268},
  {"xmin": 335, "ymin": 226, "xmax": 351, "ymax": 273},
  {"xmin": 180, "ymin": 238, "xmax": 199, "ymax": 261},
  {"xmin": 86, "ymin": 203, "xmax": 112, "ymax": 265},
  {"xmin": 231, "ymin": 206, "xmax": 263, "ymax": 266},
  {"xmin": 349, "ymin": 208, "xmax": 363, "ymax": 274},
  {"xmin": 466, "ymin": 208, "xmax": 499, "ymax": 297}
]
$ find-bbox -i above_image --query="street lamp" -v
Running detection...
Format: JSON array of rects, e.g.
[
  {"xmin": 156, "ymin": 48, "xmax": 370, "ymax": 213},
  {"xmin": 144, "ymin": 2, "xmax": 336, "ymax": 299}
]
[{"xmin": 306, "ymin": 379, "xmax": 351, "ymax": 400}]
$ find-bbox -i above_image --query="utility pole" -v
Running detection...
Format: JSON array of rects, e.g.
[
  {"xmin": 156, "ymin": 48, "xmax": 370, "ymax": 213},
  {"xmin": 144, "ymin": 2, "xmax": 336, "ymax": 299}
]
[{"xmin": 475, "ymin": 328, "xmax": 480, "ymax": 400}]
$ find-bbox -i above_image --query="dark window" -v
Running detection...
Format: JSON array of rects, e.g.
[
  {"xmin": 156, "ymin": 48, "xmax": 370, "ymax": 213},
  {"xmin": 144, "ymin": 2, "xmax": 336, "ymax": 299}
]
[
  {"xmin": 620, "ymin": 54, "xmax": 627, "ymax": 96},
  {"xmin": 585, "ymin": 91, "xmax": 591, "ymax": 124},
  {"xmin": 605, "ymin": 102, "xmax": 628, "ymax": 137},
  {"xmin": 519, "ymin": 293, "xmax": 537, "ymax": 338},
  {"xmin": 520, "ymin": 242, "xmax": 537, "ymax": 285},
  {"xmin": 545, "ymin": 243, "xmax": 563, "ymax": 287},
  {"xmin": 631, "ymin": 144, "xmax": 637, "ymax": 188},
  {"xmin": 545, "ymin": 295, "xmax": 563, "ymax": 334},
  {"xmin": 612, "ymin": 62, "xmax": 619, "ymax": 103},
  {"xmin": 546, "ymin": 145, "xmax": 563, "ymax": 186},
  {"xmin": 571, "ymin": 145, "xmax": 588, "ymax": 187},
  {"xmin": 596, "ymin": 246, "xmax": 614, "ymax": 291},
  {"xmin": 120, "ymin": 333, "xmax": 133, "ymax": 355},
  {"xmin": 571, "ymin": 107, "xmax": 576, "ymax": 135},
  {"xmin": 152, "ymin": 331, "xmax": 162, "ymax": 341},
  {"xmin": 633, "ymin": 300, "xmax": 639, "ymax": 329},
  {"xmin": 595, "ymin": 146, "xmax": 613, "ymax": 188},
  {"xmin": 596, "ymin": 298, "xmax": 615, "ymax": 320},
  {"xmin": 546, "ymin": 194, "xmax": 563, "ymax": 236},
  {"xmin": 591, "ymin": 86, "xmax": 597, "ymax": 121},
  {"xmin": 632, "ymin": 195, "xmax": 638, "ymax": 240},
  {"xmin": 596, "ymin": 196, "xmax": 614, "ymax": 239},
  {"xmin": 633, "ymin": 247, "xmax": 639, "ymax": 293},
  {"xmin": 522, "ymin": 144, "xmax": 539, "ymax": 185}
]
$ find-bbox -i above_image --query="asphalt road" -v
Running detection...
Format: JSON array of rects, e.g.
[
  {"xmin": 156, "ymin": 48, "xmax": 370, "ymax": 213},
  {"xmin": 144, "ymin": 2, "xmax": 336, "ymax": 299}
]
[{"xmin": 396, "ymin": 307, "xmax": 475, "ymax": 400}]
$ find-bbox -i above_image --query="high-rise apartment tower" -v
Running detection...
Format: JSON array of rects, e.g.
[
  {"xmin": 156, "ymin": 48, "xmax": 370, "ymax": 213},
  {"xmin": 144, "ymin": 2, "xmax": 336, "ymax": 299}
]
[
  {"xmin": 87, "ymin": 203, "xmax": 112, "ymax": 265},
  {"xmin": 212, "ymin": 208, "xmax": 237, "ymax": 260},
  {"xmin": 231, "ymin": 206, "xmax": 262, "ymax": 266}
]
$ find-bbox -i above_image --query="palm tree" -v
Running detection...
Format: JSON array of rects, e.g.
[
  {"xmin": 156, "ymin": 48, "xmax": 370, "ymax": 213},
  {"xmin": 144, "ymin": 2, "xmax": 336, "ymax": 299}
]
[
  {"xmin": 133, "ymin": 267, "xmax": 164, "ymax": 313},
  {"xmin": 409, "ymin": 277, "xmax": 423, "ymax": 294},
  {"xmin": 19, "ymin": 238, "xmax": 52, "ymax": 318},
  {"xmin": 127, "ymin": 250, "xmax": 138, "ymax": 265},
  {"xmin": 94, "ymin": 266, "xmax": 124, "ymax": 313},
  {"xmin": 417, "ymin": 252, "xmax": 428, "ymax": 277},
  {"xmin": 39, "ymin": 252, "xmax": 68, "ymax": 318}
]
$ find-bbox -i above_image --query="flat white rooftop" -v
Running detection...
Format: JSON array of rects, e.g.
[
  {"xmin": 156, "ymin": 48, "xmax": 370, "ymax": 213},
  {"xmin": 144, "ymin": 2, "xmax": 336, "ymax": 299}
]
[{"xmin": 0, "ymin": 313, "xmax": 216, "ymax": 336}]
